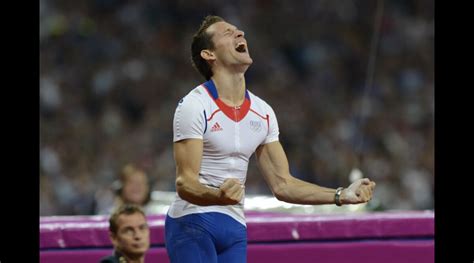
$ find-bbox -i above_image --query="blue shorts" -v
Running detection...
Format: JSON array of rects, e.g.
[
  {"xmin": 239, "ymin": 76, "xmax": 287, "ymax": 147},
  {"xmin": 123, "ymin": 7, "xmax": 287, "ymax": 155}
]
[{"xmin": 165, "ymin": 212, "xmax": 247, "ymax": 263}]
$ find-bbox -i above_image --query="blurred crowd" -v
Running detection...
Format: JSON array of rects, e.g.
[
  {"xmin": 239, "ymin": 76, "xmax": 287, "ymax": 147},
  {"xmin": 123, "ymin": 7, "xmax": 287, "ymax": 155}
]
[{"xmin": 40, "ymin": 0, "xmax": 434, "ymax": 215}]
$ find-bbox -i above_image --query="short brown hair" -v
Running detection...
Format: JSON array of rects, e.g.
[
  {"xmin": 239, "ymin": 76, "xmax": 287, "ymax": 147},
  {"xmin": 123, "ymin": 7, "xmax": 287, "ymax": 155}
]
[
  {"xmin": 191, "ymin": 15, "xmax": 225, "ymax": 80},
  {"xmin": 109, "ymin": 204, "xmax": 146, "ymax": 235}
]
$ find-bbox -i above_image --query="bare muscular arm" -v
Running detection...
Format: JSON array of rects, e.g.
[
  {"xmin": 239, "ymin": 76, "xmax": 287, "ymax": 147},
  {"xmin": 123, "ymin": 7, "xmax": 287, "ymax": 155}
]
[
  {"xmin": 256, "ymin": 141, "xmax": 375, "ymax": 205},
  {"xmin": 174, "ymin": 139, "xmax": 244, "ymax": 206}
]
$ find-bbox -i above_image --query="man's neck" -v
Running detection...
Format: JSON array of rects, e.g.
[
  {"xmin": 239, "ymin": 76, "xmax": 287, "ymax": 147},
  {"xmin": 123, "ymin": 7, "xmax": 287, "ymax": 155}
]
[
  {"xmin": 211, "ymin": 71, "xmax": 246, "ymax": 107},
  {"xmin": 116, "ymin": 250, "xmax": 144, "ymax": 263},
  {"xmin": 122, "ymin": 255, "xmax": 144, "ymax": 263},
  {"xmin": 127, "ymin": 258, "xmax": 144, "ymax": 263}
]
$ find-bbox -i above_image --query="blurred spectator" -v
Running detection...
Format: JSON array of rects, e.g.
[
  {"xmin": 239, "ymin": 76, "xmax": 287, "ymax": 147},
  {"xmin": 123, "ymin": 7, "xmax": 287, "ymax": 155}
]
[
  {"xmin": 95, "ymin": 164, "xmax": 154, "ymax": 215},
  {"xmin": 40, "ymin": 0, "xmax": 434, "ymax": 214}
]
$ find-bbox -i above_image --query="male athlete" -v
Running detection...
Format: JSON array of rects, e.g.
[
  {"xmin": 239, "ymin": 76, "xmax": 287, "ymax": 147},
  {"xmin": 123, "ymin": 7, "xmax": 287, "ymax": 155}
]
[{"xmin": 165, "ymin": 15, "xmax": 376, "ymax": 263}]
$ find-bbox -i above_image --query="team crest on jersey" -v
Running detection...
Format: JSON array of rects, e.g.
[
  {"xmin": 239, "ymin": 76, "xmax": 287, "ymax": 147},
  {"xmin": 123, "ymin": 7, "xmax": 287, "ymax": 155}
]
[
  {"xmin": 211, "ymin": 122, "xmax": 223, "ymax": 132},
  {"xmin": 249, "ymin": 120, "xmax": 263, "ymax": 132}
]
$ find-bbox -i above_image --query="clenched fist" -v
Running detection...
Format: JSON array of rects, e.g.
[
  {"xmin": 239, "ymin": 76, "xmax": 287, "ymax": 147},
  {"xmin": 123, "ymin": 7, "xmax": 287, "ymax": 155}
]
[
  {"xmin": 219, "ymin": 178, "xmax": 245, "ymax": 205},
  {"xmin": 341, "ymin": 178, "xmax": 376, "ymax": 205}
]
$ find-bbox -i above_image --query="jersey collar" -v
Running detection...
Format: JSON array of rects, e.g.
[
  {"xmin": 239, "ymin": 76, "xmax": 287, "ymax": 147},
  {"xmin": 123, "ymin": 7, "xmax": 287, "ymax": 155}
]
[{"xmin": 202, "ymin": 79, "xmax": 251, "ymax": 122}]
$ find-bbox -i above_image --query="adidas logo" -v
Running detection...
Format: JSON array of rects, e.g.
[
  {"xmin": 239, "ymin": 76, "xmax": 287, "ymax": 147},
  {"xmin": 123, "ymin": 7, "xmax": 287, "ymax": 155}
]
[{"xmin": 211, "ymin": 122, "xmax": 223, "ymax": 132}]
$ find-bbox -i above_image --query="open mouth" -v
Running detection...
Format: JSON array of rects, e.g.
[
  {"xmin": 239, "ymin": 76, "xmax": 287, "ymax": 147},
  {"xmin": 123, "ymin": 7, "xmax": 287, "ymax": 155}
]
[{"xmin": 235, "ymin": 42, "xmax": 247, "ymax": 53}]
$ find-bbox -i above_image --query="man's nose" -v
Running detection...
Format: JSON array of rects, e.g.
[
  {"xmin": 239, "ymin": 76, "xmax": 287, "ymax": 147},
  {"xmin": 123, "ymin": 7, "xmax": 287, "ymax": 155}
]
[{"xmin": 133, "ymin": 231, "xmax": 143, "ymax": 240}]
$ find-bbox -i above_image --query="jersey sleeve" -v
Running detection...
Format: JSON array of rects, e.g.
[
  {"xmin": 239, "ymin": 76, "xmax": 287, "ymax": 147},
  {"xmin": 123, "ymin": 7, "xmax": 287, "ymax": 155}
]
[
  {"xmin": 173, "ymin": 95, "xmax": 206, "ymax": 142},
  {"xmin": 263, "ymin": 103, "xmax": 280, "ymax": 144}
]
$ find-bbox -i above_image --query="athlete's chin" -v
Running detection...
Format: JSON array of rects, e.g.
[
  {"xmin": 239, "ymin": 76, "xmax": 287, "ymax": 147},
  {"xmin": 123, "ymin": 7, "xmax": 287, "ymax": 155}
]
[
  {"xmin": 241, "ymin": 57, "xmax": 253, "ymax": 65},
  {"xmin": 233, "ymin": 57, "xmax": 253, "ymax": 72},
  {"xmin": 238, "ymin": 61, "xmax": 252, "ymax": 72},
  {"xmin": 235, "ymin": 52, "xmax": 253, "ymax": 65}
]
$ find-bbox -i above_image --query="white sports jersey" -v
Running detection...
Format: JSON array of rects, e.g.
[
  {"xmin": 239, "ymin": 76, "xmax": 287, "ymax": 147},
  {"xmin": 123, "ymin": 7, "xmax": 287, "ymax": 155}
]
[{"xmin": 168, "ymin": 79, "xmax": 279, "ymax": 226}]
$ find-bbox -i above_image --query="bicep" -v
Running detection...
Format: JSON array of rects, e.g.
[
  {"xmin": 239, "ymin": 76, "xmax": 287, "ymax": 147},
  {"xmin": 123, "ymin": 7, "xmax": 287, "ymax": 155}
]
[
  {"xmin": 255, "ymin": 141, "xmax": 292, "ymax": 194},
  {"xmin": 174, "ymin": 139, "xmax": 203, "ymax": 182},
  {"xmin": 172, "ymin": 94, "xmax": 205, "ymax": 181}
]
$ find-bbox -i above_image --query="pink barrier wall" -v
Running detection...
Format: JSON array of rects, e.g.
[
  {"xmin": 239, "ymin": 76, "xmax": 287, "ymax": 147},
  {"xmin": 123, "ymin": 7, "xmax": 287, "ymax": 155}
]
[{"xmin": 40, "ymin": 211, "xmax": 434, "ymax": 263}]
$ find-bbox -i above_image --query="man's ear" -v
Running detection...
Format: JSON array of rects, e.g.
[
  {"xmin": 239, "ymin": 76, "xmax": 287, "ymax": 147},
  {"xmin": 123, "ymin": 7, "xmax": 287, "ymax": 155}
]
[{"xmin": 201, "ymin": 50, "xmax": 215, "ymax": 62}]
